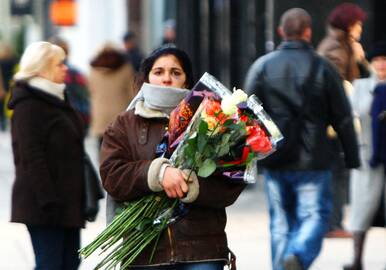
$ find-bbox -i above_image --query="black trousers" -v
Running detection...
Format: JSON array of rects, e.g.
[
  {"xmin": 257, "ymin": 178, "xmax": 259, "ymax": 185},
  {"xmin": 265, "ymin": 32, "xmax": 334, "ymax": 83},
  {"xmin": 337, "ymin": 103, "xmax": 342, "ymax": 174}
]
[{"xmin": 27, "ymin": 225, "xmax": 80, "ymax": 270}]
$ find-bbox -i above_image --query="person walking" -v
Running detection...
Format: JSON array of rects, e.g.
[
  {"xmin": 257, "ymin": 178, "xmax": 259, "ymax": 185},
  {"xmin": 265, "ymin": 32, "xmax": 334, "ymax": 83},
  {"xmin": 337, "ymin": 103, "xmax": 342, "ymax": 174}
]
[
  {"xmin": 88, "ymin": 43, "xmax": 136, "ymax": 150},
  {"xmin": 244, "ymin": 8, "xmax": 360, "ymax": 270},
  {"xmin": 344, "ymin": 41, "xmax": 386, "ymax": 270},
  {"xmin": 100, "ymin": 44, "xmax": 245, "ymax": 269},
  {"xmin": 122, "ymin": 31, "xmax": 144, "ymax": 73},
  {"xmin": 317, "ymin": 2, "xmax": 368, "ymax": 238},
  {"xmin": 8, "ymin": 41, "xmax": 87, "ymax": 270}
]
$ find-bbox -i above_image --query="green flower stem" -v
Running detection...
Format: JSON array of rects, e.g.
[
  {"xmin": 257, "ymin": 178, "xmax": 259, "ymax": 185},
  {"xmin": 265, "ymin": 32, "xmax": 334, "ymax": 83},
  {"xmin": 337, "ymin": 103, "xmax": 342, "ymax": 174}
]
[
  {"xmin": 79, "ymin": 196, "xmax": 152, "ymax": 257},
  {"xmin": 149, "ymin": 198, "xmax": 178, "ymax": 263}
]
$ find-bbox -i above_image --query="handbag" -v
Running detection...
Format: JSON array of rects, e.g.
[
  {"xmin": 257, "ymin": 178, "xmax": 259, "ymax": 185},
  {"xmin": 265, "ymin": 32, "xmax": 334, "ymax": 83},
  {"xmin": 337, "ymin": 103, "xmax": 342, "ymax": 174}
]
[{"xmin": 84, "ymin": 153, "xmax": 104, "ymax": 222}]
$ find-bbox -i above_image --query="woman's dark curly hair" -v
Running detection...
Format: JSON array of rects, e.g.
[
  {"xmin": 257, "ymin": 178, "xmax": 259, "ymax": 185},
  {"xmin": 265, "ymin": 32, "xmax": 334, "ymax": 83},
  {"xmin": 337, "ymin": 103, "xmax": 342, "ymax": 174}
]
[
  {"xmin": 328, "ymin": 2, "xmax": 367, "ymax": 32},
  {"xmin": 137, "ymin": 44, "xmax": 194, "ymax": 89}
]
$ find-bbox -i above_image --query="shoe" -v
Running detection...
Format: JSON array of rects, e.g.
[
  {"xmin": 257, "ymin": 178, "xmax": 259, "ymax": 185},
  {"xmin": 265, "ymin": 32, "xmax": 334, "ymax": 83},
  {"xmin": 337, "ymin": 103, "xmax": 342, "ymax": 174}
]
[
  {"xmin": 325, "ymin": 229, "xmax": 352, "ymax": 238},
  {"xmin": 283, "ymin": 255, "xmax": 303, "ymax": 270}
]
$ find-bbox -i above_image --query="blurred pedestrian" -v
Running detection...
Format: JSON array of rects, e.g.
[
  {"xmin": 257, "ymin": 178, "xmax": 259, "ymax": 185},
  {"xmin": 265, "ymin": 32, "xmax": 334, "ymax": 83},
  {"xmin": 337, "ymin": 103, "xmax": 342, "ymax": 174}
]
[
  {"xmin": 318, "ymin": 2, "xmax": 369, "ymax": 82},
  {"xmin": 0, "ymin": 41, "xmax": 17, "ymax": 131},
  {"xmin": 100, "ymin": 44, "xmax": 245, "ymax": 269},
  {"xmin": 317, "ymin": 2, "xmax": 368, "ymax": 238},
  {"xmin": 49, "ymin": 36, "xmax": 91, "ymax": 132},
  {"xmin": 122, "ymin": 31, "xmax": 144, "ymax": 72},
  {"xmin": 88, "ymin": 43, "xmax": 136, "ymax": 152},
  {"xmin": 8, "ymin": 41, "xmax": 87, "ymax": 270},
  {"xmin": 344, "ymin": 41, "xmax": 386, "ymax": 270},
  {"xmin": 244, "ymin": 8, "xmax": 360, "ymax": 270},
  {"xmin": 161, "ymin": 19, "xmax": 176, "ymax": 45}
]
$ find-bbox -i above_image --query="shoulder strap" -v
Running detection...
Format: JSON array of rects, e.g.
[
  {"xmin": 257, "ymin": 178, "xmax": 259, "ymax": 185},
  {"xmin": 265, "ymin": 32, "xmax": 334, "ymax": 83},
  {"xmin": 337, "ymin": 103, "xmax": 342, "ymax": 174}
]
[
  {"xmin": 300, "ymin": 54, "xmax": 320, "ymax": 113},
  {"xmin": 303, "ymin": 54, "xmax": 320, "ymax": 94}
]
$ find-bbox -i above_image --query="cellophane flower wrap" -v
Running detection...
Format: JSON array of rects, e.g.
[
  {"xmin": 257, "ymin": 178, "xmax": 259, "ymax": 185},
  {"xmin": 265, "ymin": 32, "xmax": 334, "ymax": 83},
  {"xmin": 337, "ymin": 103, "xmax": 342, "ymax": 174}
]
[{"xmin": 79, "ymin": 73, "xmax": 283, "ymax": 269}]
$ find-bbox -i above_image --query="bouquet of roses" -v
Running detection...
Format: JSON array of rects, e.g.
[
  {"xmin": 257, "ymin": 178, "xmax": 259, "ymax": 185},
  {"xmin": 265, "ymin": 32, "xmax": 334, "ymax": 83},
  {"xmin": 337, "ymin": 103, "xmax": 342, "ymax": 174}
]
[{"xmin": 79, "ymin": 73, "xmax": 282, "ymax": 269}]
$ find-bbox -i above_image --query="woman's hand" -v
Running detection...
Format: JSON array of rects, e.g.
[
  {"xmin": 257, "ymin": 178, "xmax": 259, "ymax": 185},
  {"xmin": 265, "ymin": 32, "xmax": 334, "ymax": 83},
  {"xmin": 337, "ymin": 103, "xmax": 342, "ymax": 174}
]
[{"xmin": 161, "ymin": 167, "xmax": 189, "ymax": 198}]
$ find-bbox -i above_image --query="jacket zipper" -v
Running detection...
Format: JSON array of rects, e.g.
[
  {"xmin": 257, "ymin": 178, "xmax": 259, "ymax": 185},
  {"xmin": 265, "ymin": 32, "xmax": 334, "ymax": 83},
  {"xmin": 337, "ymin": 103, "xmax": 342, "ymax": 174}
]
[{"xmin": 167, "ymin": 226, "xmax": 175, "ymax": 262}]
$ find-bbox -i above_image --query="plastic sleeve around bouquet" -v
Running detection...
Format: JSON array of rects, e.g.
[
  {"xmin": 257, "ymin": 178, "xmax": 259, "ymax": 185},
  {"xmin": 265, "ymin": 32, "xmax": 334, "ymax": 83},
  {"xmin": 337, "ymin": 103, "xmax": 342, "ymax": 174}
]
[
  {"xmin": 246, "ymin": 94, "xmax": 283, "ymax": 158},
  {"xmin": 241, "ymin": 95, "xmax": 283, "ymax": 184}
]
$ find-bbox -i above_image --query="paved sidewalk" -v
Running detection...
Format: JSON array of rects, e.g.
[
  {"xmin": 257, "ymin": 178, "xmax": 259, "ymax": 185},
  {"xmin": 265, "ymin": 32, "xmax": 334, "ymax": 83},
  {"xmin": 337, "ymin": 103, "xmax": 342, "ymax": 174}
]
[{"xmin": 0, "ymin": 132, "xmax": 385, "ymax": 270}]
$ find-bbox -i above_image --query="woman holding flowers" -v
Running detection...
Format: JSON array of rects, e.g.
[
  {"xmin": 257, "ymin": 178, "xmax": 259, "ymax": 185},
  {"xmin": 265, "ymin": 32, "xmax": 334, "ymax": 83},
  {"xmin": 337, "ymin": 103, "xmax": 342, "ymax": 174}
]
[{"xmin": 99, "ymin": 45, "xmax": 246, "ymax": 269}]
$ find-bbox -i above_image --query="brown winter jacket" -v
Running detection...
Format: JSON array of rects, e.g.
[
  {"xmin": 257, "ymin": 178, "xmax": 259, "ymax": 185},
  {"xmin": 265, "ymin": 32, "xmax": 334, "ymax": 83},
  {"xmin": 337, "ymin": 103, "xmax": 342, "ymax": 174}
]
[
  {"xmin": 8, "ymin": 82, "xmax": 86, "ymax": 228},
  {"xmin": 100, "ymin": 110, "xmax": 246, "ymax": 267},
  {"xmin": 317, "ymin": 27, "xmax": 367, "ymax": 82}
]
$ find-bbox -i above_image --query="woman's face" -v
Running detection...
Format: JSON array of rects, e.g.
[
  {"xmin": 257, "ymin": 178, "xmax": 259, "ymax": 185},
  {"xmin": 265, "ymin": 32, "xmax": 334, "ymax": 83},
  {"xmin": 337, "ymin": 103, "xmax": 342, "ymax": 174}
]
[
  {"xmin": 50, "ymin": 56, "xmax": 68, "ymax": 84},
  {"xmin": 348, "ymin": 21, "xmax": 362, "ymax": 41},
  {"xmin": 372, "ymin": 56, "xmax": 386, "ymax": 81},
  {"xmin": 148, "ymin": 54, "xmax": 187, "ymax": 88}
]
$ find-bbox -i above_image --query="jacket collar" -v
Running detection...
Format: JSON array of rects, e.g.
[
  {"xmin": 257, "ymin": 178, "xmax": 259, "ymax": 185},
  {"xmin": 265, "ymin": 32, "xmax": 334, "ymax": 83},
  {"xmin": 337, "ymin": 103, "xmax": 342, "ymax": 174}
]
[
  {"xmin": 9, "ymin": 81, "xmax": 70, "ymax": 109},
  {"xmin": 28, "ymin": 77, "xmax": 65, "ymax": 100},
  {"xmin": 277, "ymin": 40, "xmax": 313, "ymax": 50}
]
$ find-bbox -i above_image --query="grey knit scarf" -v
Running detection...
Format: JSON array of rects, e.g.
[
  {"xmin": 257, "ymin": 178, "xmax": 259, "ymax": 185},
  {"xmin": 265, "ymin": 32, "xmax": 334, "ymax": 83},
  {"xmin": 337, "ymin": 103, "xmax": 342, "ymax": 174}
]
[{"xmin": 127, "ymin": 83, "xmax": 190, "ymax": 118}]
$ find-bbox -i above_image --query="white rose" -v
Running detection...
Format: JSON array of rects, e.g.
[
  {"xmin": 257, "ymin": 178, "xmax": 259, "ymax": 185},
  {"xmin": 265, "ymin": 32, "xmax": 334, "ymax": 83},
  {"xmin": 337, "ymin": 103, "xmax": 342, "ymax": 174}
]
[
  {"xmin": 232, "ymin": 87, "xmax": 248, "ymax": 104},
  {"xmin": 221, "ymin": 96, "xmax": 237, "ymax": 115}
]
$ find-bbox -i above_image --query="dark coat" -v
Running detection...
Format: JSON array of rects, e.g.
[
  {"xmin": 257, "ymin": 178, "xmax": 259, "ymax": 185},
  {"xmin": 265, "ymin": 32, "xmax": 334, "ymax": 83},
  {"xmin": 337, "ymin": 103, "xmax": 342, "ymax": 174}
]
[
  {"xmin": 100, "ymin": 110, "xmax": 246, "ymax": 266},
  {"xmin": 244, "ymin": 40, "xmax": 360, "ymax": 171},
  {"xmin": 370, "ymin": 83, "xmax": 386, "ymax": 169},
  {"xmin": 8, "ymin": 81, "xmax": 86, "ymax": 228},
  {"xmin": 369, "ymin": 83, "xmax": 386, "ymax": 227}
]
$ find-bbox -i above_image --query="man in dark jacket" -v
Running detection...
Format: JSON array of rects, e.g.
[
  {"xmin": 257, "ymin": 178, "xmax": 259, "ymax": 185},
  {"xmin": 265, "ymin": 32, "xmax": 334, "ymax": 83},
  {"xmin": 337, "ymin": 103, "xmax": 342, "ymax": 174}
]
[{"xmin": 244, "ymin": 8, "xmax": 360, "ymax": 270}]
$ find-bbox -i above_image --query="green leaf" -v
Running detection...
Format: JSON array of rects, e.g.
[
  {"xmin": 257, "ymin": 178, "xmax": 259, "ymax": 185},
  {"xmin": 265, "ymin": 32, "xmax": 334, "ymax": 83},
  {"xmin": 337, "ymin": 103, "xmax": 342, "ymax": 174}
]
[
  {"xmin": 198, "ymin": 119, "xmax": 208, "ymax": 135},
  {"xmin": 202, "ymin": 144, "xmax": 214, "ymax": 156},
  {"xmin": 183, "ymin": 143, "xmax": 195, "ymax": 159},
  {"xmin": 198, "ymin": 159, "xmax": 216, "ymax": 177},
  {"xmin": 217, "ymin": 144, "xmax": 230, "ymax": 157},
  {"xmin": 223, "ymin": 119, "xmax": 235, "ymax": 127},
  {"xmin": 221, "ymin": 133, "xmax": 231, "ymax": 144},
  {"xmin": 197, "ymin": 133, "xmax": 207, "ymax": 153}
]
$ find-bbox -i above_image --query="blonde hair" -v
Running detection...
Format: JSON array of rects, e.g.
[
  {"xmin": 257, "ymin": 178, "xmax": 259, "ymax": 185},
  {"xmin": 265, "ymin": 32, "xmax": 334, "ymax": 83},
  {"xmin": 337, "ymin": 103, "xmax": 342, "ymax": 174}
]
[{"xmin": 14, "ymin": 41, "xmax": 65, "ymax": 81}]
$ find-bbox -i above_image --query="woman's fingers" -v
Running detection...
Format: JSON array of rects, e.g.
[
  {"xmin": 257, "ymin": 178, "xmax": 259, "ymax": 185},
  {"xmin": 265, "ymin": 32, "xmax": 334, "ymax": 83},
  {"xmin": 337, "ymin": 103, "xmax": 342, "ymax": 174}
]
[{"xmin": 162, "ymin": 167, "xmax": 189, "ymax": 198}]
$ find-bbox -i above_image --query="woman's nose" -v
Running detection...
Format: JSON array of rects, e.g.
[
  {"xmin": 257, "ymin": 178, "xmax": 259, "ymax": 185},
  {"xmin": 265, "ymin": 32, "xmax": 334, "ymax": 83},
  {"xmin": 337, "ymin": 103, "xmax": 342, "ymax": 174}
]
[{"xmin": 162, "ymin": 73, "xmax": 172, "ymax": 84}]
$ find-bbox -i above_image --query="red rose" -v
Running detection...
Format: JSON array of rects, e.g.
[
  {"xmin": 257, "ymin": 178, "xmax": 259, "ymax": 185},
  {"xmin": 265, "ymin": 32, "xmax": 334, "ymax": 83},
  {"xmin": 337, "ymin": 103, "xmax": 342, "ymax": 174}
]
[{"xmin": 246, "ymin": 125, "xmax": 272, "ymax": 153}]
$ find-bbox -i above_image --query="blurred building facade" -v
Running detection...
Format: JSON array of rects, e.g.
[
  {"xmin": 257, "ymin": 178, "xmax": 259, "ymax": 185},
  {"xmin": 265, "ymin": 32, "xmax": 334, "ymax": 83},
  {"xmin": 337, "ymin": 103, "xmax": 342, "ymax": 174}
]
[
  {"xmin": 0, "ymin": 0, "xmax": 385, "ymax": 86},
  {"xmin": 173, "ymin": 0, "xmax": 386, "ymax": 89}
]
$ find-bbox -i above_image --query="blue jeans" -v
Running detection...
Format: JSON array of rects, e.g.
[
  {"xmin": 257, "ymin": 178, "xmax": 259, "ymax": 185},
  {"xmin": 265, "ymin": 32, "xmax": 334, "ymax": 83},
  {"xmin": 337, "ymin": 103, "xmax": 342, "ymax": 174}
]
[
  {"xmin": 263, "ymin": 170, "xmax": 332, "ymax": 270},
  {"xmin": 129, "ymin": 261, "xmax": 224, "ymax": 270},
  {"xmin": 27, "ymin": 225, "xmax": 80, "ymax": 270}
]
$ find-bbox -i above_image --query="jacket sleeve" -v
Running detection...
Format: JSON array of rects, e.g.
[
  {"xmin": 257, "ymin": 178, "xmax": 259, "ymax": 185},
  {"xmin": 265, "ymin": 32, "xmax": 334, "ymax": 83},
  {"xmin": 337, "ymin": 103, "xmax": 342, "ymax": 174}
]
[
  {"xmin": 12, "ymin": 102, "xmax": 60, "ymax": 209},
  {"xmin": 244, "ymin": 58, "xmax": 264, "ymax": 97},
  {"xmin": 99, "ymin": 113, "xmax": 153, "ymax": 202},
  {"xmin": 191, "ymin": 176, "xmax": 246, "ymax": 209},
  {"xmin": 324, "ymin": 62, "xmax": 360, "ymax": 168}
]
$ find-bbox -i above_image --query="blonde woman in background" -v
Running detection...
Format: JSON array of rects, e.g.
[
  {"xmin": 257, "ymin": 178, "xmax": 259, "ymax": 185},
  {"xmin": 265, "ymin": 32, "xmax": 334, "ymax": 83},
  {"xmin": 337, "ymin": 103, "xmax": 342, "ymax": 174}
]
[{"xmin": 8, "ymin": 41, "xmax": 87, "ymax": 270}]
